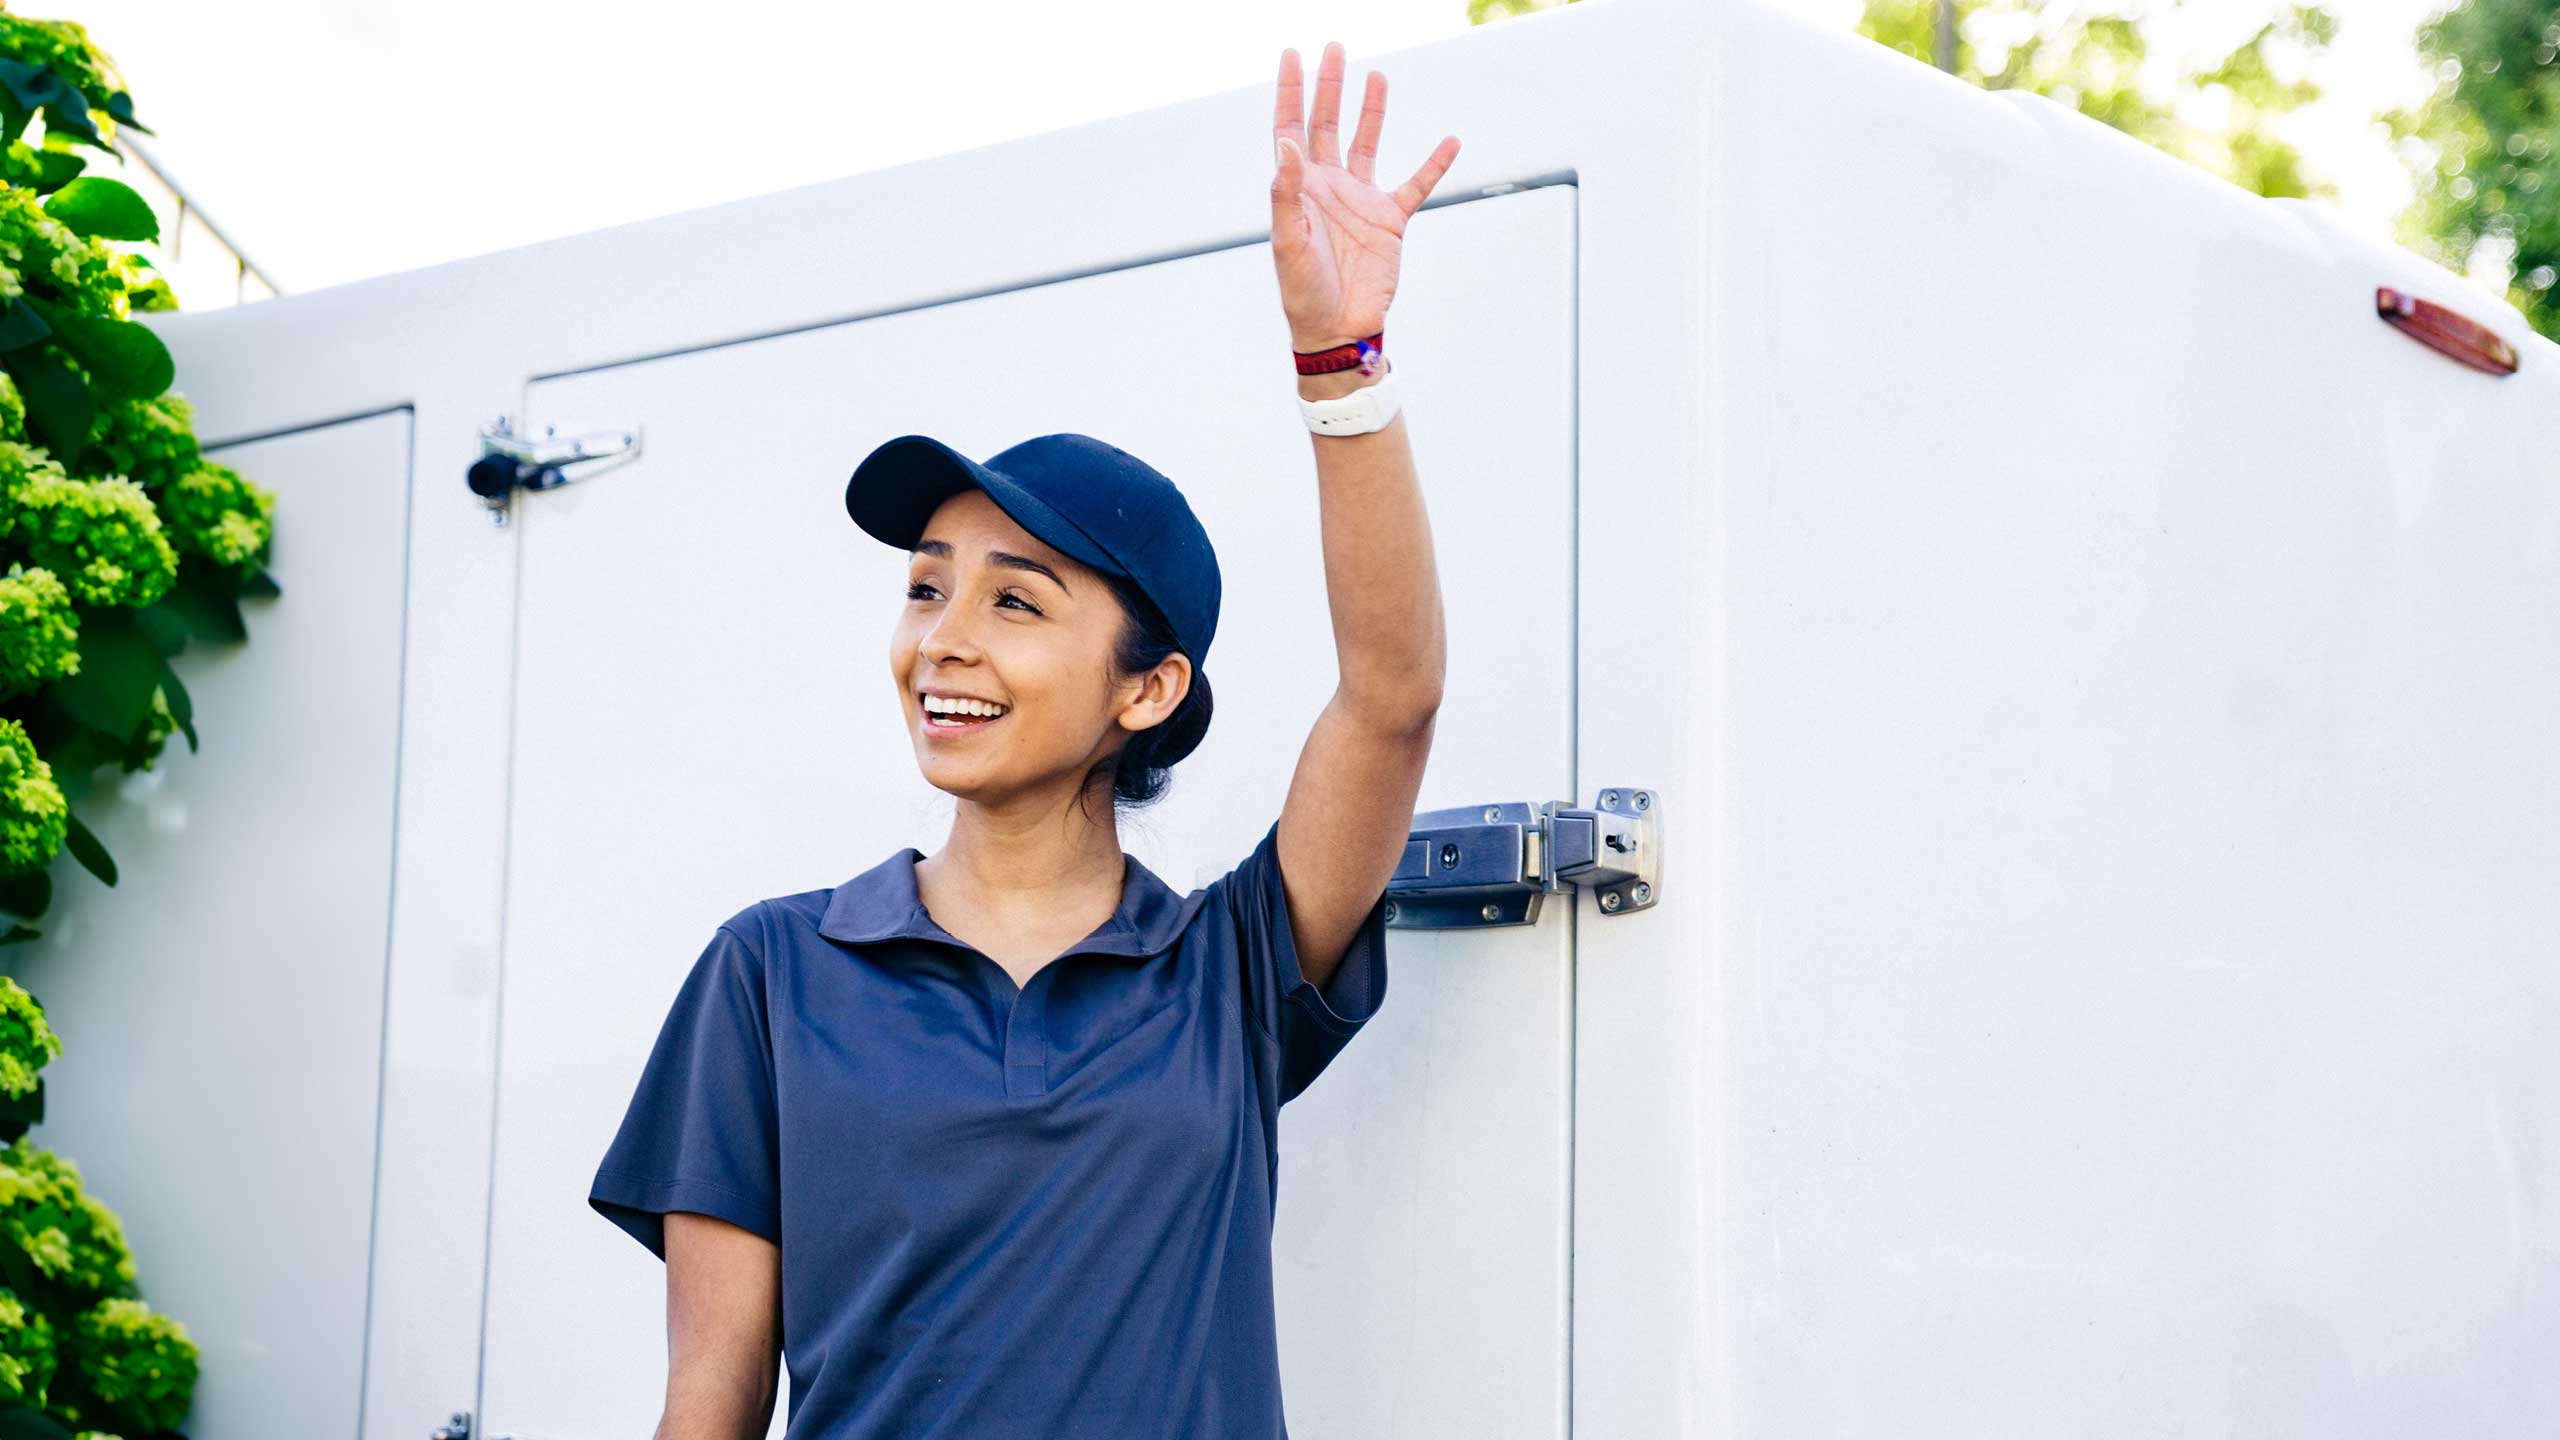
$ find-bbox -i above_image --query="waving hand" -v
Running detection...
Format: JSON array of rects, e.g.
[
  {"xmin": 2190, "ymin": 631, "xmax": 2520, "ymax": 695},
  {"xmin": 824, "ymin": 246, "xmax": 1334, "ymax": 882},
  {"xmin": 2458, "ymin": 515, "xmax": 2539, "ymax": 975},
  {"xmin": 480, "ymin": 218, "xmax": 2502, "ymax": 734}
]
[{"xmin": 1269, "ymin": 42, "xmax": 1461, "ymax": 352}]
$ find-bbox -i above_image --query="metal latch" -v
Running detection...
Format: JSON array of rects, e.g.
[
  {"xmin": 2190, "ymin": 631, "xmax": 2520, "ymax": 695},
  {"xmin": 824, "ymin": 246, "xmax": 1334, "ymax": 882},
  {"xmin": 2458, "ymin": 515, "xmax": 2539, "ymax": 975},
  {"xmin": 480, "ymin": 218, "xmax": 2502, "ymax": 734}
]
[
  {"xmin": 469, "ymin": 414, "xmax": 644, "ymax": 525},
  {"xmin": 1384, "ymin": 787, "xmax": 1658, "ymax": 929}
]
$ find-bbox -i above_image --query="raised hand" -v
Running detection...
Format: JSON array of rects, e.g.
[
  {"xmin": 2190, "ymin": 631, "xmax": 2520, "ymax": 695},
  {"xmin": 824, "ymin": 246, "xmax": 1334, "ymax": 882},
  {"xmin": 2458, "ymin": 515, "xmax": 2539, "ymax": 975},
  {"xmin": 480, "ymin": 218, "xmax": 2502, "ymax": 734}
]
[{"xmin": 1269, "ymin": 41, "xmax": 1461, "ymax": 353}]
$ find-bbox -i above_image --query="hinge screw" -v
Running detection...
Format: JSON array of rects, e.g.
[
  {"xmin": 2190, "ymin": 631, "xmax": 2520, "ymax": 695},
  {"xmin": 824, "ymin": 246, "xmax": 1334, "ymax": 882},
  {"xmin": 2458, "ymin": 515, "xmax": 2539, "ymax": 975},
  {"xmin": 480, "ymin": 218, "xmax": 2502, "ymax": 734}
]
[
  {"xmin": 1600, "ymin": 789, "xmax": 1619, "ymax": 807},
  {"xmin": 1599, "ymin": 891, "xmax": 1622, "ymax": 912},
  {"xmin": 1482, "ymin": 806, "xmax": 1500, "ymax": 822},
  {"xmin": 1633, "ymin": 882, "xmax": 1652, "ymax": 904},
  {"xmin": 1383, "ymin": 901, "xmax": 1400, "ymax": 923},
  {"xmin": 1633, "ymin": 791, "xmax": 1651, "ymax": 810},
  {"xmin": 1480, "ymin": 904, "xmax": 1501, "ymax": 922}
]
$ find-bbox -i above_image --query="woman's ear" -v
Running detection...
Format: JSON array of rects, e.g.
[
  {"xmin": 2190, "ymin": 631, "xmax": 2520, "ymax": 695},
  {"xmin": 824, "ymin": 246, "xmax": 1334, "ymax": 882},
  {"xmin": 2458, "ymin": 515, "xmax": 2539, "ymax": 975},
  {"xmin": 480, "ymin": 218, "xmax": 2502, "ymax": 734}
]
[{"xmin": 1118, "ymin": 653, "xmax": 1192, "ymax": 733}]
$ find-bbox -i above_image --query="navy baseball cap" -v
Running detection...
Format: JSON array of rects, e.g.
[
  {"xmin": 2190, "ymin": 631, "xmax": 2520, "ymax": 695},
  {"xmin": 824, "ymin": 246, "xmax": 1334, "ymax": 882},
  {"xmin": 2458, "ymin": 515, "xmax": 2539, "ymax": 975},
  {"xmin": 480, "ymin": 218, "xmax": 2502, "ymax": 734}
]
[{"xmin": 845, "ymin": 432, "xmax": 1221, "ymax": 672}]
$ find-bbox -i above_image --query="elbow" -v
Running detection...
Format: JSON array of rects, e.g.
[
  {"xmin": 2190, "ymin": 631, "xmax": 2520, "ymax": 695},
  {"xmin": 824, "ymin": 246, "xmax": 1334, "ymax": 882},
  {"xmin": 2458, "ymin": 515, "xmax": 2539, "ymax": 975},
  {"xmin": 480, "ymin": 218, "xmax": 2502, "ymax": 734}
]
[{"xmin": 1348, "ymin": 685, "xmax": 1442, "ymax": 740}]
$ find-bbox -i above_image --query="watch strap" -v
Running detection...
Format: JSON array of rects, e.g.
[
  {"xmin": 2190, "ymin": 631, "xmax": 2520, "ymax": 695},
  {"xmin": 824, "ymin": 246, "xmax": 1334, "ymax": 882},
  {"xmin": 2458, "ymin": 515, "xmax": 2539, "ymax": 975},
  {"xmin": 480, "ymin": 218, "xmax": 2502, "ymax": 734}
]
[{"xmin": 1296, "ymin": 369, "xmax": 1403, "ymax": 436}]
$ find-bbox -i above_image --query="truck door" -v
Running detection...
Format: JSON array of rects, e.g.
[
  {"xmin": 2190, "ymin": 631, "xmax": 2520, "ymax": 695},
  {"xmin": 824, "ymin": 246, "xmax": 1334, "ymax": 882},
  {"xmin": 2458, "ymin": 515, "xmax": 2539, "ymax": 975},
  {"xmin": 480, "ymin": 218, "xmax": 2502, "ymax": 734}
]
[{"xmin": 474, "ymin": 184, "xmax": 1578, "ymax": 1437}]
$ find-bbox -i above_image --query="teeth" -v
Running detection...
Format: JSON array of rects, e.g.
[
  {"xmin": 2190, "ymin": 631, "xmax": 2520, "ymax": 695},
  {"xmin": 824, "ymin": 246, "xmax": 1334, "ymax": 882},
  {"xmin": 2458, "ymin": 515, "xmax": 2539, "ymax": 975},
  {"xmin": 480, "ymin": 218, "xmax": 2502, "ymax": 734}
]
[{"xmin": 923, "ymin": 695, "xmax": 1007, "ymax": 718}]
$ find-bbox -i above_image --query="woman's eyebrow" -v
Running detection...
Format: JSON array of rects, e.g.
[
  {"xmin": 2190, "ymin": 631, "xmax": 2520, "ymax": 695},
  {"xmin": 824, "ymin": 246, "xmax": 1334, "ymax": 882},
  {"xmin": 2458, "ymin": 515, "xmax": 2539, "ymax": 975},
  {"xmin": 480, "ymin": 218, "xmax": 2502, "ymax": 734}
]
[{"xmin": 912, "ymin": 538, "xmax": 1071, "ymax": 597}]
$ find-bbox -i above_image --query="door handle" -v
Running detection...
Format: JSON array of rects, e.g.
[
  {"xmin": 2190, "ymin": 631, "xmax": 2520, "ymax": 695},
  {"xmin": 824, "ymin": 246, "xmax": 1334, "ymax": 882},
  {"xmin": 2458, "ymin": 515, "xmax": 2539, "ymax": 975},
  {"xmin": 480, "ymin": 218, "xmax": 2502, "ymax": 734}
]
[{"xmin": 1385, "ymin": 788, "xmax": 1658, "ymax": 929}]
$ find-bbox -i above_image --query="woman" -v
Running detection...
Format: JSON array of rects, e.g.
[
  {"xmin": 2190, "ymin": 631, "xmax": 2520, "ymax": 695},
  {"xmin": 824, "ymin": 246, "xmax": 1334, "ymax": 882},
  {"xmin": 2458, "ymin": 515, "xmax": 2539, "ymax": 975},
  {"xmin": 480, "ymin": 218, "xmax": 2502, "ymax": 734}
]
[{"xmin": 588, "ymin": 39, "xmax": 1457, "ymax": 1438}]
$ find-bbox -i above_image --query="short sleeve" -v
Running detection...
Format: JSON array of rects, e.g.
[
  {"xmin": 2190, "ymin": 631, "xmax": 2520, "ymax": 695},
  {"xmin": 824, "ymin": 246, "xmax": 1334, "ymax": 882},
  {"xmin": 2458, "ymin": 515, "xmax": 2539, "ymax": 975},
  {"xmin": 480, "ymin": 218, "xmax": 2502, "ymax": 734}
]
[
  {"xmin": 588, "ymin": 919, "xmax": 782, "ymax": 1261},
  {"xmin": 1219, "ymin": 817, "xmax": 1391, "ymax": 1105}
]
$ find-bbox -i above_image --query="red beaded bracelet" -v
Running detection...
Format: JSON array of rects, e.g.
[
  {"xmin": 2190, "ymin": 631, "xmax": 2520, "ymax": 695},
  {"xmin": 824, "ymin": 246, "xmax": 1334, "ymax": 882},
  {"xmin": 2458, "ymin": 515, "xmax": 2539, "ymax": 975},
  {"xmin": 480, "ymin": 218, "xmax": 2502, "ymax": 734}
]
[{"xmin": 1293, "ymin": 331, "xmax": 1385, "ymax": 376}]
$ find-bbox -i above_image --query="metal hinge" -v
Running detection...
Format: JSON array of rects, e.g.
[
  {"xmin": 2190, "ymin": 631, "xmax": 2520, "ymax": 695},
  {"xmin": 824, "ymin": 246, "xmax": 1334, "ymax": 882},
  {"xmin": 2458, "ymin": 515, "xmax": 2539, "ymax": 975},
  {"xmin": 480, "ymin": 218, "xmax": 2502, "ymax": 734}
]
[
  {"xmin": 1385, "ymin": 787, "xmax": 1658, "ymax": 929},
  {"xmin": 428, "ymin": 1411, "xmax": 472, "ymax": 1439},
  {"xmin": 469, "ymin": 414, "xmax": 644, "ymax": 525}
]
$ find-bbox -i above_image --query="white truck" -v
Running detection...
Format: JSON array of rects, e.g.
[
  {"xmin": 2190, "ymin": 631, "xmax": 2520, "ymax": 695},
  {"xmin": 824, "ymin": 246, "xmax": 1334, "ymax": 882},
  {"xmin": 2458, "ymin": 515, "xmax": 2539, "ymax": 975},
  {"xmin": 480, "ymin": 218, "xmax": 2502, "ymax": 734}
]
[{"xmin": 11, "ymin": 0, "xmax": 2553, "ymax": 1434}]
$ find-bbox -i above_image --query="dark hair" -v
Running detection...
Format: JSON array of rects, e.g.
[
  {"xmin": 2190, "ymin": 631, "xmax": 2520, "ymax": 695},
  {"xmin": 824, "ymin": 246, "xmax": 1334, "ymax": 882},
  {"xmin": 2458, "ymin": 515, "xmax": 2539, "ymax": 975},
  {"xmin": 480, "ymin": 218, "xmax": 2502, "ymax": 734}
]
[{"xmin": 1080, "ymin": 567, "xmax": 1214, "ymax": 813}]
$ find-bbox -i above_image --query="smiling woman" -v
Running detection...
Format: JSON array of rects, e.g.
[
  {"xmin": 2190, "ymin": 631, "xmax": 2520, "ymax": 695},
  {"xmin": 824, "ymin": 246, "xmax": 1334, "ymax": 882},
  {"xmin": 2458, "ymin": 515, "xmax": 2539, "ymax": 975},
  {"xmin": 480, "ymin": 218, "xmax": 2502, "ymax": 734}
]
[{"xmin": 586, "ymin": 37, "xmax": 1450, "ymax": 1440}]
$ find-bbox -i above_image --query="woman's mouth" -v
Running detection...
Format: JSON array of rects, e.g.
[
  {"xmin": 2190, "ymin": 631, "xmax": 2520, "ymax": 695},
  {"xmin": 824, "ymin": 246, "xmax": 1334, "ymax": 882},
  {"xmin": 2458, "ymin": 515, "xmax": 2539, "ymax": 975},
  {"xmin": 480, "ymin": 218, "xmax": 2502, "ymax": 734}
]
[{"xmin": 920, "ymin": 696, "xmax": 1009, "ymax": 736}]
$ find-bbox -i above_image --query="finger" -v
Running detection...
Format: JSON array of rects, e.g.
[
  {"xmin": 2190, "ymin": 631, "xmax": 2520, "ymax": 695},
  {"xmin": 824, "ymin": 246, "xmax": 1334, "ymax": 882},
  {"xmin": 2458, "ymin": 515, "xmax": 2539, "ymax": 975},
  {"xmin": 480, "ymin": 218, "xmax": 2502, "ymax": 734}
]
[
  {"xmin": 1273, "ymin": 47, "xmax": 1307, "ymax": 154},
  {"xmin": 1393, "ymin": 135, "xmax": 1460, "ymax": 217},
  {"xmin": 1308, "ymin": 40, "xmax": 1345, "ymax": 168},
  {"xmin": 1346, "ymin": 70, "xmax": 1385, "ymax": 185}
]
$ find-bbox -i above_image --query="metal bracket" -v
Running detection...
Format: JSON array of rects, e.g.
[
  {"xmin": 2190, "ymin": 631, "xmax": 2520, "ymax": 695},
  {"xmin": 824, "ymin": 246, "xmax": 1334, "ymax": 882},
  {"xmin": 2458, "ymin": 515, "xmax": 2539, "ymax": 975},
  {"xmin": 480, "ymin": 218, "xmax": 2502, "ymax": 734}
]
[
  {"xmin": 469, "ymin": 415, "xmax": 643, "ymax": 525},
  {"xmin": 1384, "ymin": 787, "xmax": 1659, "ymax": 929}
]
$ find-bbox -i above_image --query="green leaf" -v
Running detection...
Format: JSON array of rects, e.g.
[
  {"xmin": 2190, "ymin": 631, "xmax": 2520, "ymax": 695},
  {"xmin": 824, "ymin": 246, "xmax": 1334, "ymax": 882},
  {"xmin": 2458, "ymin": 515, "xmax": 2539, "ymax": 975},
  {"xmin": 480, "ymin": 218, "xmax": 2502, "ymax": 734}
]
[
  {"xmin": 0, "ymin": 923, "xmax": 39, "ymax": 948},
  {"xmin": 151, "ymin": 567, "xmax": 248, "ymax": 643},
  {"xmin": 49, "ymin": 604, "xmax": 162, "ymax": 739},
  {"xmin": 43, "ymin": 176, "xmax": 158, "ymax": 243},
  {"xmin": 0, "ymin": 866, "xmax": 51, "ymax": 923},
  {"xmin": 26, "ymin": 147, "xmax": 85, "ymax": 193},
  {"xmin": 0, "ymin": 1075, "xmax": 41, "ymax": 1145},
  {"xmin": 239, "ymin": 566, "xmax": 283, "ymax": 599},
  {"xmin": 0, "ymin": 1401, "xmax": 79, "ymax": 1440},
  {"xmin": 0, "ymin": 345, "xmax": 92, "ymax": 463},
  {"xmin": 0, "ymin": 297, "xmax": 51, "ymax": 352},
  {"xmin": 102, "ymin": 88, "xmax": 153, "ymax": 137},
  {"xmin": 0, "ymin": 59, "xmax": 108, "ymax": 152},
  {"xmin": 0, "ymin": 58, "xmax": 75, "ymax": 114},
  {"xmin": 22, "ymin": 296, "xmax": 172, "ymax": 403},
  {"xmin": 61, "ymin": 810, "xmax": 114, "ymax": 887},
  {"xmin": 159, "ymin": 655, "xmax": 195, "ymax": 752},
  {"xmin": 132, "ymin": 596, "xmax": 191, "ymax": 657}
]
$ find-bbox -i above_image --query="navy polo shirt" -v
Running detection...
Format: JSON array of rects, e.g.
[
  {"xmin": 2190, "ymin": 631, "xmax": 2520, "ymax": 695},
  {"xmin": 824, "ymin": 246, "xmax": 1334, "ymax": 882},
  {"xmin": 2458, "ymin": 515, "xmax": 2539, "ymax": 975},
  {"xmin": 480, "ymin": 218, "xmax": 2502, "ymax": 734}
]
[{"xmin": 588, "ymin": 816, "xmax": 1389, "ymax": 1437}]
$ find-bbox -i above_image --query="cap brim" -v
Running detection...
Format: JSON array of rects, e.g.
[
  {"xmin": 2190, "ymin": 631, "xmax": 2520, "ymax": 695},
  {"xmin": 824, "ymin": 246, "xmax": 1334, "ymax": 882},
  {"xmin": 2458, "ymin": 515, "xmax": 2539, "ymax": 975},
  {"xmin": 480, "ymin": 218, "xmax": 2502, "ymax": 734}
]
[
  {"xmin": 843, "ymin": 434, "xmax": 983, "ymax": 551},
  {"xmin": 844, "ymin": 433, "xmax": 1128, "ymax": 577}
]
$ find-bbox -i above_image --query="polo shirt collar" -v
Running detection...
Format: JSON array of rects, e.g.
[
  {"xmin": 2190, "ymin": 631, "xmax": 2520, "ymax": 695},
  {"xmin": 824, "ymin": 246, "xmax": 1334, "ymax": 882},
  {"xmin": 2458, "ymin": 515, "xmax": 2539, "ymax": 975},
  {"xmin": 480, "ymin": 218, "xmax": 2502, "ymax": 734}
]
[{"xmin": 817, "ymin": 843, "xmax": 1199, "ymax": 957}]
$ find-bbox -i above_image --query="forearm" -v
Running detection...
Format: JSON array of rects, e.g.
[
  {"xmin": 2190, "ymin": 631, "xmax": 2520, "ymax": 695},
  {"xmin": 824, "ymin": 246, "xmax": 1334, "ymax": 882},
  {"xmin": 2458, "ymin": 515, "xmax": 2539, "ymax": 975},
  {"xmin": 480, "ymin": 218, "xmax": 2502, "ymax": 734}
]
[{"xmin": 1296, "ymin": 360, "xmax": 1446, "ymax": 728}]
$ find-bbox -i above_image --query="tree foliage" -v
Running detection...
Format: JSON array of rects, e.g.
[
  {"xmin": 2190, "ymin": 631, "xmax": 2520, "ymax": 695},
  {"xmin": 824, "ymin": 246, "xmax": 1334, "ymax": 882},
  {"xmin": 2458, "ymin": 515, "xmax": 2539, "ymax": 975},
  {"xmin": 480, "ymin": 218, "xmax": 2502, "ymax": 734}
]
[
  {"xmin": 1855, "ymin": 0, "xmax": 2340, "ymax": 199},
  {"xmin": 2381, "ymin": 0, "xmax": 2557, "ymax": 338}
]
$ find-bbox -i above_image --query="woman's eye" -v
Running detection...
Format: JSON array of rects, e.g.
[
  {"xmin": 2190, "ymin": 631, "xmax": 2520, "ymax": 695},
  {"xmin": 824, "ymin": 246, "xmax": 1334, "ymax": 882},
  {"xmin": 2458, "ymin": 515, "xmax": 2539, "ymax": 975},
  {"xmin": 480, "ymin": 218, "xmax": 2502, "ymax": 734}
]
[{"xmin": 906, "ymin": 581, "xmax": 1039, "ymax": 616}]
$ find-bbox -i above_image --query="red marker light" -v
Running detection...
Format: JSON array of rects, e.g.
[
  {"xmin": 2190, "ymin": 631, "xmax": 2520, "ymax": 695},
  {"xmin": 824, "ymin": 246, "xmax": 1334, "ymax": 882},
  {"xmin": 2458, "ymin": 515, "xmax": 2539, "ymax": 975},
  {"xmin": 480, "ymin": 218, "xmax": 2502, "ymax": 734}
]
[{"xmin": 2377, "ymin": 285, "xmax": 2521, "ymax": 376}]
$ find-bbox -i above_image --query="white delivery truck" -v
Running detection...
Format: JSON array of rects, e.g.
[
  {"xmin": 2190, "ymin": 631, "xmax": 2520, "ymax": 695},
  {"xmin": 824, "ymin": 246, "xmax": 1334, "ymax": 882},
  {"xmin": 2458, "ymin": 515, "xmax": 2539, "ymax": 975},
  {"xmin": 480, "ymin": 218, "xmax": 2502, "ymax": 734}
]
[{"xmin": 9, "ymin": 0, "xmax": 2553, "ymax": 1435}]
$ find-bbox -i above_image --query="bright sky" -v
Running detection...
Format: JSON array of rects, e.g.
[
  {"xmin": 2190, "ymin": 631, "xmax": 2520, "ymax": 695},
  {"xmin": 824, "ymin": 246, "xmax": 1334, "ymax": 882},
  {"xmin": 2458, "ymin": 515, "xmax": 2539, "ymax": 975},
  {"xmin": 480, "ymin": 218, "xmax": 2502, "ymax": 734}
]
[{"xmin": 59, "ymin": 0, "xmax": 2454, "ymax": 298}]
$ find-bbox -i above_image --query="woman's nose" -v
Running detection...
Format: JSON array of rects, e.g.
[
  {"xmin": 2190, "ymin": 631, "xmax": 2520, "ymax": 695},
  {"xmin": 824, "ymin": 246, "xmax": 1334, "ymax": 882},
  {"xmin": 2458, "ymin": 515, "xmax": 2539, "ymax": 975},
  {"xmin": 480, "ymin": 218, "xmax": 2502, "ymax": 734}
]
[{"xmin": 920, "ymin": 602, "xmax": 981, "ymax": 659}]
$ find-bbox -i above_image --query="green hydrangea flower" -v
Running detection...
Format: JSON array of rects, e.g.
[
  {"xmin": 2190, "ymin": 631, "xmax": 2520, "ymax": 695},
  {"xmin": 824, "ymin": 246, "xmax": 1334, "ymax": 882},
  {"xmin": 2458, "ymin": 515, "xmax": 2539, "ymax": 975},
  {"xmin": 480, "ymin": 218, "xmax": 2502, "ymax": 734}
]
[
  {"xmin": 0, "ymin": 185, "xmax": 123, "ymax": 315},
  {"xmin": 0, "ymin": 1284, "xmax": 58, "ymax": 1408},
  {"xmin": 0, "ymin": 716, "xmax": 65, "ymax": 875},
  {"xmin": 120, "ymin": 274, "xmax": 172, "ymax": 314},
  {"xmin": 0, "ymin": 370, "xmax": 24, "ymax": 442},
  {"xmin": 0, "ymin": 1141, "xmax": 136, "ymax": 1298},
  {"xmin": 0, "ymin": 976, "xmax": 61, "ymax": 1101},
  {"xmin": 0, "ymin": 463, "xmax": 176, "ymax": 609},
  {"xmin": 0, "ymin": 561, "xmax": 78, "ymax": 698},
  {"xmin": 158, "ymin": 460, "xmax": 271, "ymax": 570},
  {"xmin": 79, "ymin": 393, "xmax": 195, "ymax": 494},
  {"xmin": 54, "ymin": 1298, "xmax": 194, "ymax": 1437},
  {"xmin": 0, "ymin": 140, "xmax": 40, "ymax": 194}
]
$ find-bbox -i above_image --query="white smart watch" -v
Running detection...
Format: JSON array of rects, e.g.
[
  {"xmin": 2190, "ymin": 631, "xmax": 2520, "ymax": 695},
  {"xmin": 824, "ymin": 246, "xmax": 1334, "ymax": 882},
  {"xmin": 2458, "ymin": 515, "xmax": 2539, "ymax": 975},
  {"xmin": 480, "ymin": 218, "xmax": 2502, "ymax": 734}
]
[{"xmin": 1296, "ymin": 369, "xmax": 1404, "ymax": 436}]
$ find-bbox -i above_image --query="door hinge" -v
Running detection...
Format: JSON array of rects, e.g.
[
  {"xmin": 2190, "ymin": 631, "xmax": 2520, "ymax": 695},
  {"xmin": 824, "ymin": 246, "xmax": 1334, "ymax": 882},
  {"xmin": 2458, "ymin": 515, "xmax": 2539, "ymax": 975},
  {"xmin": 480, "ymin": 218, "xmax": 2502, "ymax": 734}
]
[
  {"xmin": 1386, "ymin": 787, "xmax": 1658, "ymax": 929},
  {"xmin": 468, "ymin": 414, "xmax": 645, "ymax": 525},
  {"xmin": 428, "ymin": 1410, "xmax": 472, "ymax": 1439}
]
